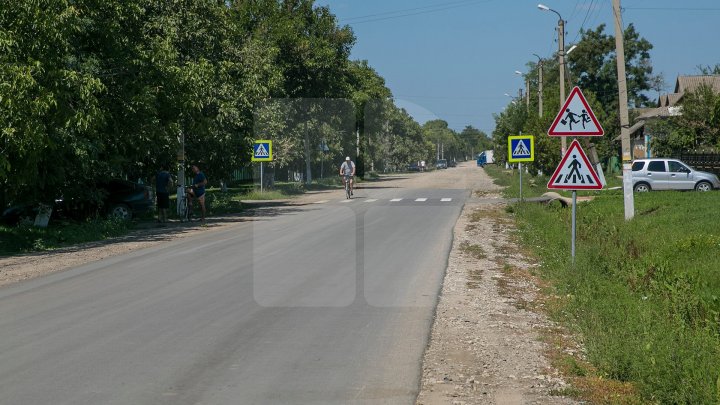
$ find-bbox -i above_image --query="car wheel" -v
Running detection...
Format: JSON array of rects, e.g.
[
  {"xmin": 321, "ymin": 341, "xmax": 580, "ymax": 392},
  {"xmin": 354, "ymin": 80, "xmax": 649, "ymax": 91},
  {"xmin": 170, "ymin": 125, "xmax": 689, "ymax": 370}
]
[
  {"xmin": 633, "ymin": 183, "xmax": 651, "ymax": 193},
  {"xmin": 109, "ymin": 204, "xmax": 132, "ymax": 220},
  {"xmin": 695, "ymin": 181, "xmax": 712, "ymax": 192}
]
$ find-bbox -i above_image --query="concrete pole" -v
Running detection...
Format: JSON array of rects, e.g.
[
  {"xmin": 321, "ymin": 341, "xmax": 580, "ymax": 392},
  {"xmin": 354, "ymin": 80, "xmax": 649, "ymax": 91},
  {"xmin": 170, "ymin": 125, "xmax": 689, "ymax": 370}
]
[
  {"xmin": 538, "ymin": 59, "xmax": 543, "ymax": 116},
  {"xmin": 612, "ymin": 0, "xmax": 635, "ymax": 220},
  {"xmin": 558, "ymin": 17, "xmax": 567, "ymax": 156},
  {"xmin": 525, "ymin": 78, "xmax": 530, "ymax": 109}
]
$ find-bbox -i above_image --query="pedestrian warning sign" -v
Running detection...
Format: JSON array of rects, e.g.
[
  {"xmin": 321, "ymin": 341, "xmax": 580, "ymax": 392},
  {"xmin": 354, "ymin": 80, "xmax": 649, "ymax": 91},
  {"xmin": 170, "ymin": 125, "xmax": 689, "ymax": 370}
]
[
  {"xmin": 547, "ymin": 139, "xmax": 603, "ymax": 190},
  {"xmin": 507, "ymin": 135, "xmax": 534, "ymax": 163},
  {"xmin": 548, "ymin": 87, "xmax": 604, "ymax": 136},
  {"xmin": 252, "ymin": 140, "xmax": 273, "ymax": 162}
]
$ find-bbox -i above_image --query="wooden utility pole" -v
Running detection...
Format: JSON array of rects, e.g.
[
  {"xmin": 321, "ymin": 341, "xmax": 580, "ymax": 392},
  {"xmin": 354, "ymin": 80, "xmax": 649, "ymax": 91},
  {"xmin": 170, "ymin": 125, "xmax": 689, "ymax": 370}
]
[{"xmin": 612, "ymin": 0, "xmax": 635, "ymax": 220}]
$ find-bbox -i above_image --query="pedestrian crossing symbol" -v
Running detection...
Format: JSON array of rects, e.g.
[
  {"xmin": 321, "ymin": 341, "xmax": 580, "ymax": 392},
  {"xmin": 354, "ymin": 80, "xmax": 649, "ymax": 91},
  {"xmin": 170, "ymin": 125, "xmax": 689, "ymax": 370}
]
[
  {"xmin": 507, "ymin": 135, "xmax": 534, "ymax": 163},
  {"xmin": 547, "ymin": 139, "xmax": 603, "ymax": 190},
  {"xmin": 252, "ymin": 140, "xmax": 273, "ymax": 162}
]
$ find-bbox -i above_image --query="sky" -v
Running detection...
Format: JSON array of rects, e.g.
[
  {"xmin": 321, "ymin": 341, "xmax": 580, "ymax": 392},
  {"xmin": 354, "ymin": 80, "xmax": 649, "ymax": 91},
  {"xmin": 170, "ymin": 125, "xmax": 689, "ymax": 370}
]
[{"xmin": 315, "ymin": 0, "xmax": 720, "ymax": 135}]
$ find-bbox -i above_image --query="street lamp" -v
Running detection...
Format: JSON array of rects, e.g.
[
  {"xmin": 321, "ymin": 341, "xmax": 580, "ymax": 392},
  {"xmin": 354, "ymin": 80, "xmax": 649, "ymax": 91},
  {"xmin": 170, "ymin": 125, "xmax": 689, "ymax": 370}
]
[{"xmin": 538, "ymin": 3, "xmax": 566, "ymax": 156}]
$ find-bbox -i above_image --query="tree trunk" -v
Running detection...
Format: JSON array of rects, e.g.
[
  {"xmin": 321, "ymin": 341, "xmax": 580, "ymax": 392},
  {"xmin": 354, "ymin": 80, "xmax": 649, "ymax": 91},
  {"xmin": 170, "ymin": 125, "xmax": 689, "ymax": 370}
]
[{"xmin": 304, "ymin": 123, "xmax": 313, "ymax": 185}]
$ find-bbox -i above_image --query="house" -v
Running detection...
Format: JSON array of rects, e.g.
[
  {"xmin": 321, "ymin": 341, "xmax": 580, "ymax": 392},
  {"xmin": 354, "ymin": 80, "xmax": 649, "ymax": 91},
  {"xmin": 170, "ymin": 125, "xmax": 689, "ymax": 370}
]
[{"xmin": 627, "ymin": 75, "xmax": 720, "ymax": 158}]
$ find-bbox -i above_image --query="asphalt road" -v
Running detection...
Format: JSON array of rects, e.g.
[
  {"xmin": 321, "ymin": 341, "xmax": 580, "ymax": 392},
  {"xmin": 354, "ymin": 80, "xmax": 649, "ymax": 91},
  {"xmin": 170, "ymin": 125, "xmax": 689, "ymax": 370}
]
[{"xmin": 0, "ymin": 186, "xmax": 467, "ymax": 404}]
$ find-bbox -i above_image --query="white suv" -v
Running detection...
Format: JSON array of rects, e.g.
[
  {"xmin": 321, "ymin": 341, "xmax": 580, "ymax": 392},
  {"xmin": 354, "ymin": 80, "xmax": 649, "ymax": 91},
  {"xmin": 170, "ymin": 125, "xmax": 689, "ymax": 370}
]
[{"xmin": 631, "ymin": 158, "xmax": 720, "ymax": 192}]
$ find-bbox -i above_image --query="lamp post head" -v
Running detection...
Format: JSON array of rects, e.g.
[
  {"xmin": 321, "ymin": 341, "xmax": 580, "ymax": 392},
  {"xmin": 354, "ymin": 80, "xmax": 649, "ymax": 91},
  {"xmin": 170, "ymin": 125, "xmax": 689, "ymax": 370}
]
[
  {"xmin": 566, "ymin": 45, "xmax": 577, "ymax": 55},
  {"xmin": 537, "ymin": 4, "xmax": 550, "ymax": 11},
  {"xmin": 514, "ymin": 70, "xmax": 523, "ymax": 75}
]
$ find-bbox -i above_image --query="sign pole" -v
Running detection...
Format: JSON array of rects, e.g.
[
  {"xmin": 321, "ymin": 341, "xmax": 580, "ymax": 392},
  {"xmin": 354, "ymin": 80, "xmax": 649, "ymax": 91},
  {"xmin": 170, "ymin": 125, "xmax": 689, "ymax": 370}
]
[
  {"xmin": 519, "ymin": 163, "xmax": 523, "ymax": 202},
  {"xmin": 260, "ymin": 162, "xmax": 264, "ymax": 194},
  {"xmin": 571, "ymin": 190, "xmax": 577, "ymax": 263}
]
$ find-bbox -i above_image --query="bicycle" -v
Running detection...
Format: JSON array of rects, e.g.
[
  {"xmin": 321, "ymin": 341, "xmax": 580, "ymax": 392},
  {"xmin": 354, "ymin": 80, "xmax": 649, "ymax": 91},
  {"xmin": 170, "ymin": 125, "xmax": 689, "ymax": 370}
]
[
  {"xmin": 343, "ymin": 175, "xmax": 352, "ymax": 199},
  {"xmin": 176, "ymin": 185, "xmax": 192, "ymax": 222}
]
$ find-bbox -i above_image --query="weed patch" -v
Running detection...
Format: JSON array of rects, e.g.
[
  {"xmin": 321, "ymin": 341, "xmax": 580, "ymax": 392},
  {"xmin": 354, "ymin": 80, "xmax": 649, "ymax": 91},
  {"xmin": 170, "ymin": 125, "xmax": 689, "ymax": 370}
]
[{"xmin": 459, "ymin": 242, "xmax": 487, "ymax": 260}]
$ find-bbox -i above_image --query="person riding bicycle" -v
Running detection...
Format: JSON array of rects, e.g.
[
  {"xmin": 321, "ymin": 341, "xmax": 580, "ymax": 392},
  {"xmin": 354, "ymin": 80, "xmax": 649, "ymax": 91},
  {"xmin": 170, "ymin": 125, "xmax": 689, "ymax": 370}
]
[
  {"xmin": 186, "ymin": 164, "xmax": 208, "ymax": 224},
  {"xmin": 339, "ymin": 156, "xmax": 355, "ymax": 196}
]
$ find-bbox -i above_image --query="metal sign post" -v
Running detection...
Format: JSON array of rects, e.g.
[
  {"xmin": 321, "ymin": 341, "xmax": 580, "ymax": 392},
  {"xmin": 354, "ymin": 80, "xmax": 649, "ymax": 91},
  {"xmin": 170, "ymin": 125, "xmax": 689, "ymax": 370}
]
[
  {"xmin": 252, "ymin": 140, "xmax": 273, "ymax": 193},
  {"xmin": 507, "ymin": 135, "xmax": 535, "ymax": 202},
  {"xmin": 547, "ymin": 140, "xmax": 603, "ymax": 263}
]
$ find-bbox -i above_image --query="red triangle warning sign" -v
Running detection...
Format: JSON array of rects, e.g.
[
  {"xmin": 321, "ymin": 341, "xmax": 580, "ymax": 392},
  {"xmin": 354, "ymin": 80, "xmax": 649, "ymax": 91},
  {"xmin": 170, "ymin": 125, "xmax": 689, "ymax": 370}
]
[
  {"xmin": 547, "ymin": 140, "xmax": 603, "ymax": 190},
  {"xmin": 548, "ymin": 87, "xmax": 604, "ymax": 136}
]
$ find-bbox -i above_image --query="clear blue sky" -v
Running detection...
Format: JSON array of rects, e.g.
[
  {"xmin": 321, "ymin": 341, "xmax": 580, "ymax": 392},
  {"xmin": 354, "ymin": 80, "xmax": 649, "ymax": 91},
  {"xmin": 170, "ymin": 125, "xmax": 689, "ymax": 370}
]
[{"xmin": 316, "ymin": 0, "xmax": 720, "ymax": 135}]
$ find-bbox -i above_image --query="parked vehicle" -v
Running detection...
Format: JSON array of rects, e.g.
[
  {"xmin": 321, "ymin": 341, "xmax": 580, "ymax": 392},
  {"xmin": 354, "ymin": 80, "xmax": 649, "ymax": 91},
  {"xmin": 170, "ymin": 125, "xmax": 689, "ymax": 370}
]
[
  {"xmin": 436, "ymin": 159, "xmax": 448, "ymax": 169},
  {"xmin": 631, "ymin": 158, "xmax": 720, "ymax": 192},
  {"xmin": 407, "ymin": 162, "xmax": 421, "ymax": 172},
  {"xmin": 3, "ymin": 180, "xmax": 154, "ymax": 226},
  {"xmin": 447, "ymin": 160, "xmax": 457, "ymax": 167}
]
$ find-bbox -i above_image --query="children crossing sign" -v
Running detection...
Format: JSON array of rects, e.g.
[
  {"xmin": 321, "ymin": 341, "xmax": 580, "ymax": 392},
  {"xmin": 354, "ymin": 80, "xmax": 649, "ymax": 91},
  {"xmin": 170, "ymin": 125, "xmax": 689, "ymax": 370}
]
[
  {"xmin": 252, "ymin": 140, "xmax": 273, "ymax": 162},
  {"xmin": 548, "ymin": 86, "xmax": 604, "ymax": 136},
  {"xmin": 547, "ymin": 139, "xmax": 603, "ymax": 190},
  {"xmin": 507, "ymin": 135, "xmax": 534, "ymax": 163}
]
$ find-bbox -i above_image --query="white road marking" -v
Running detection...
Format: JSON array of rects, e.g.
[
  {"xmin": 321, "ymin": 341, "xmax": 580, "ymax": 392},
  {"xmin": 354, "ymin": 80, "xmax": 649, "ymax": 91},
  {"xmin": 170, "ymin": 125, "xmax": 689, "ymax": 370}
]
[
  {"xmin": 340, "ymin": 199, "xmax": 353, "ymax": 203},
  {"xmin": 441, "ymin": 198, "xmax": 452, "ymax": 202},
  {"xmin": 390, "ymin": 198, "xmax": 403, "ymax": 202},
  {"xmin": 415, "ymin": 198, "xmax": 428, "ymax": 202},
  {"xmin": 364, "ymin": 199, "xmax": 378, "ymax": 202},
  {"xmin": 314, "ymin": 200, "xmax": 328, "ymax": 204}
]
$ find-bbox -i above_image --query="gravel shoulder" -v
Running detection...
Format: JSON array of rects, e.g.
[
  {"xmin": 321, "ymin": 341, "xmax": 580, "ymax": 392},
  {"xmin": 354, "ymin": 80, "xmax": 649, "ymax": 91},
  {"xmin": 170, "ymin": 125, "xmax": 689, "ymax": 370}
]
[{"xmin": 0, "ymin": 163, "xmax": 578, "ymax": 404}]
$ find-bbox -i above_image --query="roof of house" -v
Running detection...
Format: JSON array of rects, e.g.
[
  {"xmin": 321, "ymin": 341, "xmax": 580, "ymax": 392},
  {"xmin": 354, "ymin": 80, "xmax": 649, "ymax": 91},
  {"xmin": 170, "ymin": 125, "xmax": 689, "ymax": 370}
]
[
  {"xmin": 628, "ymin": 75, "xmax": 720, "ymax": 138},
  {"xmin": 675, "ymin": 75, "xmax": 720, "ymax": 94}
]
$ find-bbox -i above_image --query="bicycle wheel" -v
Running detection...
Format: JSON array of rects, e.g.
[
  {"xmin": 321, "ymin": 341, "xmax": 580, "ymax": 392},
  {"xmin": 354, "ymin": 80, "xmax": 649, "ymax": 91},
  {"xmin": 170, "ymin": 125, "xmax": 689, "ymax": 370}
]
[{"xmin": 178, "ymin": 197, "xmax": 188, "ymax": 222}]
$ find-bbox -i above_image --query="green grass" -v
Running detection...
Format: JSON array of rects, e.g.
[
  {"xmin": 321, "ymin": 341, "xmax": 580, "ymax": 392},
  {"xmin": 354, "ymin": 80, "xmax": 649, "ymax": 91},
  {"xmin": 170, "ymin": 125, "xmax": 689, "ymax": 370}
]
[
  {"xmin": 0, "ymin": 218, "xmax": 131, "ymax": 256},
  {"xmin": 487, "ymin": 165, "xmax": 720, "ymax": 403}
]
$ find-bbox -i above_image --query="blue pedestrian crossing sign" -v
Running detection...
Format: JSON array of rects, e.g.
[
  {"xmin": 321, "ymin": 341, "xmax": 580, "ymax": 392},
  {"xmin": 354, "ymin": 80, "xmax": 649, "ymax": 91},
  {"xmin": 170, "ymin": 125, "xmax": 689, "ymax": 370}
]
[
  {"xmin": 252, "ymin": 140, "xmax": 273, "ymax": 162},
  {"xmin": 507, "ymin": 135, "xmax": 534, "ymax": 163}
]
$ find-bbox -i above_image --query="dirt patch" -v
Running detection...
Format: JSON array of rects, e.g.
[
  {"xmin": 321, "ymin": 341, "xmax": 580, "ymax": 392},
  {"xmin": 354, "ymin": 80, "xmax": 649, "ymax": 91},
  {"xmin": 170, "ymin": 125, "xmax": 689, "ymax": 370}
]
[{"xmin": 416, "ymin": 165, "xmax": 578, "ymax": 405}]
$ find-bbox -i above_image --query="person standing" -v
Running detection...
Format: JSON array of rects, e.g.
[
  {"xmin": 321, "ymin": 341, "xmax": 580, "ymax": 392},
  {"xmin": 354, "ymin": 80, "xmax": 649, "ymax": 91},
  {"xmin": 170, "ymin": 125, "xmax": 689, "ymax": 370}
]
[
  {"xmin": 155, "ymin": 167, "xmax": 172, "ymax": 224},
  {"xmin": 189, "ymin": 164, "xmax": 208, "ymax": 224}
]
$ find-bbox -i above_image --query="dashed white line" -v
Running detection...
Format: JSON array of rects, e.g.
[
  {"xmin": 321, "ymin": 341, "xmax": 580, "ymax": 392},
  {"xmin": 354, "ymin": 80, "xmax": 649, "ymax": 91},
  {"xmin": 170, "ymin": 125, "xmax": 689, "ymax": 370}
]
[
  {"xmin": 441, "ymin": 198, "xmax": 452, "ymax": 202},
  {"xmin": 364, "ymin": 199, "xmax": 378, "ymax": 203},
  {"xmin": 415, "ymin": 198, "xmax": 428, "ymax": 202},
  {"xmin": 390, "ymin": 198, "xmax": 403, "ymax": 202},
  {"xmin": 340, "ymin": 199, "xmax": 353, "ymax": 203},
  {"xmin": 314, "ymin": 200, "xmax": 329, "ymax": 204}
]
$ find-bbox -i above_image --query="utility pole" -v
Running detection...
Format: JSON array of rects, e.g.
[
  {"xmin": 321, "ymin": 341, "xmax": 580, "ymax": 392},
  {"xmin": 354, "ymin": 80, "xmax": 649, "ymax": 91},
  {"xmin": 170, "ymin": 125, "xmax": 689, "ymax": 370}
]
[
  {"xmin": 533, "ymin": 54, "xmax": 543, "ymax": 116},
  {"xmin": 525, "ymin": 78, "xmax": 530, "ymax": 109},
  {"xmin": 612, "ymin": 0, "xmax": 635, "ymax": 220},
  {"xmin": 558, "ymin": 16, "xmax": 566, "ymax": 156}
]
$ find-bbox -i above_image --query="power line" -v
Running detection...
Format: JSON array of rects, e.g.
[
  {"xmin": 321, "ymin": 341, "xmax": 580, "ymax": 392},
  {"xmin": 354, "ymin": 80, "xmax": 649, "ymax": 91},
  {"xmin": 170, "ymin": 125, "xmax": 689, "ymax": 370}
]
[
  {"xmin": 624, "ymin": 7, "xmax": 720, "ymax": 11},
  {"xmin": 338, "ymin": 0, "xmax": 496, "ymax": 25}
]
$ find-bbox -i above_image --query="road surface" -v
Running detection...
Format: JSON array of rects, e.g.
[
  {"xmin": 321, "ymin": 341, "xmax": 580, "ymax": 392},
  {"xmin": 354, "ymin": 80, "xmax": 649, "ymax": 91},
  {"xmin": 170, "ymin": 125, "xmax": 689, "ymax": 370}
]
[{"xmin": 0, "ymin": 175, "xmax": 468, "ymax": 404}]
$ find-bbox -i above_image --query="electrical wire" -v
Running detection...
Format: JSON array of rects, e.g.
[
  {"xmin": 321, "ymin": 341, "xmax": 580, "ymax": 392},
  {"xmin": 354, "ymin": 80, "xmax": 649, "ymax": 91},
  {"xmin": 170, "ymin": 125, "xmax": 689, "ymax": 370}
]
[{"xmin": 338, "ymin": 0, "xmax": 496, "ymax": 25}]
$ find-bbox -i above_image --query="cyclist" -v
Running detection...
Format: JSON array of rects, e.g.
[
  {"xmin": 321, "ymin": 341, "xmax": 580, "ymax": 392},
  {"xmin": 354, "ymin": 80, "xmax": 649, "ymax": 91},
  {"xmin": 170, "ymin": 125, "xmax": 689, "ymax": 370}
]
[
  {"xmin": 339, "ymin": 156, "xmax": 355, "ymax": 196},
  {"xmin": 187, "ymin": 164, "xmax": 208, "ymax": 224}
]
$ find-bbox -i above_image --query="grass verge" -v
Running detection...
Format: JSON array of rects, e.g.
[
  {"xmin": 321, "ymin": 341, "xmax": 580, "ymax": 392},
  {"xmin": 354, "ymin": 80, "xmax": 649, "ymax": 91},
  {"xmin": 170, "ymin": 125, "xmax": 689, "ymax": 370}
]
[{"xmin": 486, "ymin": 166, "xmax": 720, "ymax": 403}]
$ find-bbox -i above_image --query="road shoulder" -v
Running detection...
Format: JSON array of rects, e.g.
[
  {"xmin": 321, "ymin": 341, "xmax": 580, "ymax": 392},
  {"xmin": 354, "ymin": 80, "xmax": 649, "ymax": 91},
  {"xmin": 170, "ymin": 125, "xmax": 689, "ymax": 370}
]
[{"xmin": 416, "ymin": 190, "xmax": 577, "ymax": 404}]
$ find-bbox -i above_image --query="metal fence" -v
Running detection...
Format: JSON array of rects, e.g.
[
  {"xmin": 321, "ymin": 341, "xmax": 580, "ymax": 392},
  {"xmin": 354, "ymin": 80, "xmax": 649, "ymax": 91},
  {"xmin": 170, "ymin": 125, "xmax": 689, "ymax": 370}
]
[{"xmin": 673, "ymin": 153, "xmax": 720, "ymax": 174}]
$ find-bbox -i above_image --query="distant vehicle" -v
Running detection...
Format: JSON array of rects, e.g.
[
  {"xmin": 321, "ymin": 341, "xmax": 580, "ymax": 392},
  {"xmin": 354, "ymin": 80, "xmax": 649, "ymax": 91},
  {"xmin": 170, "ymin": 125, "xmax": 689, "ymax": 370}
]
[
  {"xmin": 407, "ymin": 162, "xmax": 421, "ymax": 172},
  {"xmin": 447, "ymin": 160, "xmax": 457, "ymax": 168},
  {"xmin": 477, "ymin": 150, "xmax": 494, "ymax": 167},
  {"xmin": 631, "ymin": 158, "xmax": 720, "ymax": 192},
  {"xmin": 436, "ymin": 159, "xmax": 448, "ymax": 169}
]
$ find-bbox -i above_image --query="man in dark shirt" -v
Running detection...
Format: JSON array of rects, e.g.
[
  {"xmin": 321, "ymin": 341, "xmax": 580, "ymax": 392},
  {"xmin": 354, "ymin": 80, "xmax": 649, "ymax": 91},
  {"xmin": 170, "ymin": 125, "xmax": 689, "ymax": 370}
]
[
  {"xmin": 188, "ymin": 164, "xmax": 207, "ymax": 224},
  {"xmin": 156, "ymin": 167, "xmax": 172, "ymax": 224}
]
